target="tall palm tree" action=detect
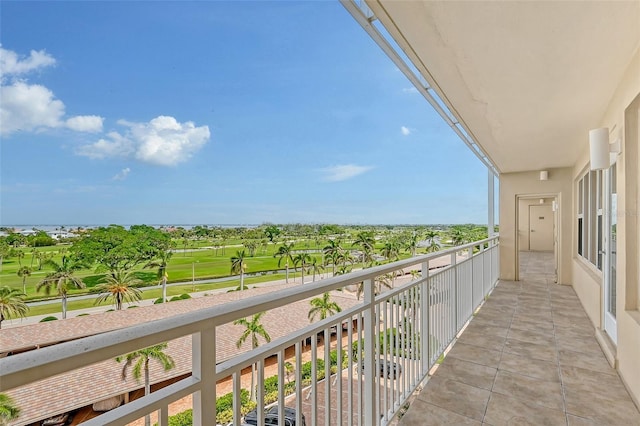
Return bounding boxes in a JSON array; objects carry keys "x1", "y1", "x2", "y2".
[
  {"x1": 16, "y1": 266, "x2": 32, "y2": 294},
  {"x1": 144, "y1": 250, "x2": 173, "y2": 303},
  {"x1": 14, "y1": 250, "x2": 24, "y2": 268},
  {"x1": 405, "y1": 231, "x2": 421, "y2": 257},
  {"x1": 323, "y1": 239, "x2": 343, "y2": 276},
  {"x1": 424, "y1": 229, "x2": 440, "y2": 253},
  {"x1": 274, "y1": 243, "x2": 294, "y2": 283},
  {"x1": 234, "y1": 312, "x2": 271, "y2": 401},
  {"x1": 0, "y1": 287, "x2": 28, "y2": 329},
  {"x1": 0, "y1": 393, "x2": 20, "y2": 426},
  {"x1": 37, "y1": 256, "x2": 86, "y2": 319},
  {"x1": 293, "y1": 252, "x2": 311, "y2": 284},
  {"x1": 94, "y1": 270, "x2": 143, "y2": 310},
  {"x1": 352, "y1": 232, "x2": 375, "y2": 269},
  {"x1": 381, "y1": 241, "x2": 400, "y2": 262},
  {"x1": 308, "y1": 257, "x2": 324, "y2": 282},
  {"x1": 450, "y1": 228, "x2": 466, "y2": 246},
  {"x1": 230, "y1": 250, "x2": 248, "y2": 291},
  {"x1": 308, "y1": 292, "x2": 342, "y2": 322},
  {"x1": 117, "y1": 344, "x2": 175, "y2": 426}
]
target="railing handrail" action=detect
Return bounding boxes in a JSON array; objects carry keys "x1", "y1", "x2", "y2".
[{"x1": 0, "y1": 235, "x2": 498, "y2": 392}]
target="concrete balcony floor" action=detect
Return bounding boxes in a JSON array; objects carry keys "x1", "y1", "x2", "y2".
[{"x1": 399, "y1": 251, "x2": 640, "y2": 425}]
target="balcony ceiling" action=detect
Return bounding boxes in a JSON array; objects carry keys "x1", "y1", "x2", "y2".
[{"x1": 366, "y1": 1, "x2": 640, "y2": 173}]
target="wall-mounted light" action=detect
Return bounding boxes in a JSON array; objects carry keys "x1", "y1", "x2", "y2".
[
  {"x1": 590, "y1": 127, "x2": 621, "y2": 170},
  {"x1": 539, "y1": 170, "x2": 549, "y2": 181}
]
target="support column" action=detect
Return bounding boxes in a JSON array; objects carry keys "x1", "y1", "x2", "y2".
[{"x1": 488, "y1": 169, "x2": 495, "y2": 236}]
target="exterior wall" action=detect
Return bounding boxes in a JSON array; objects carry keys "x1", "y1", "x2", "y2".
[
  {"x1": 571, "y1": 45, "x2": 640, "y2": 407},
  {"x1": 499, "y1": 167, "x2": 573, "y2": 284}
]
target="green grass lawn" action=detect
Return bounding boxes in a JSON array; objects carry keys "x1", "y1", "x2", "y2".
[
  {"x1": 22, "y1": 271, "x2": 297, "y2": 318},
  {"x1": 0, "y1": 236, "x2": 423, "y2": 308}
]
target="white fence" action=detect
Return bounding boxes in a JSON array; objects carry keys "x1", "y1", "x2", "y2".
[{"x1": 1, "y1": 237, "x2": 499, "y2": 426}]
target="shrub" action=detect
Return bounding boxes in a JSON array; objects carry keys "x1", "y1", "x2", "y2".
[
  {"x1": 40, "y1": 316, "x2": 58, "y2": 322},
  {"x1": 153, "y1": 298, "x2": 164, "y2": 304}
]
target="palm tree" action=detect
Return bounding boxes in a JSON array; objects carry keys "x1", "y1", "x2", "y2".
[
  {"x1": 230, "y1": 250, "x2": 248, "y2": 291},
  {"x1": 352, "y1": 231, "x2": 375, "y2": 269},
  {"x1": 450, "y1": 228, "x2": 466, "y2": 246},
  {"x1": 308, "y1": 257, "x2": 324, "y2": 282},
  {"x1": 16, "y1": 266, "x2": 32, "y2": 294},
  {"x1": 405, "y1": 231, "x2": 421, "y2": 257},
  {"x1": 355, "y1": 273, "x2": 394, "y2": 300},
  {"x1": 234, "y1": 312, "x2": 271, "y2": 401},
  {"x1": 94, "y1": 270, "x2": 143, "y2": 310},
  {"x1": 14, "y1": 250, "x2": 24, "y2": 268},
  {"x1": 117, "y1": 344, "x2": 175, "y2": 426},
  {"x1": 0, "y1": 287, "x2": 28, "y2": 329},
  {"x1": 37, "y1": 256, "x2": 86, "y2": 319},
  {"x1": 323, "y1": 239, "x2": 343, "y2": 276},
  {"x1": 293, "y1": 252, "x2": 311, "y2": 284},
  {"x1": 0, "y1": 393, "x2": 20, "y2": 426},
  {"x1": 425, "y1": 229, "x2": 440, "y2": 253},
  {"x1": 274, "y1": 243, "x2": 294, "y2": 283},
  {"x1": 381, "y1": 241, "x2": 400, "y2": 262},
  {"x1": 243, "y1": 240, "x2": 258, "y2": 257},
  {"x1": 144, "y1": 250, "x2": 173, "y2": 303},
  {"x1": 308, "y1": 292, "x2": 342, "y2": 322}
]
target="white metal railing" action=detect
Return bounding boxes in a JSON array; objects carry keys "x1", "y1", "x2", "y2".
[{"x1": 1, "y1": 236, "x2": 499, "y2": 426}]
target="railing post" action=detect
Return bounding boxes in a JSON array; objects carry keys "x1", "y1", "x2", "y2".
[
  {"x1": 158, "y1": 406, "x2": 169, "y2": 426},
  {"x1": 420, "y1": 261, "x2": 430, "y2": 373},
  {"x1": 451, "y1": 252, "x2": 458, "y2": 332},
  {"x1": 363, "y1": 278, "x2": 377, "y2": 426},
  {"x1": 192, "y1": 325, "x2": 216, "y2": 425}
]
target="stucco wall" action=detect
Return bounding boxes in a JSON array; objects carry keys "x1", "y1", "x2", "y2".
[
  {"x1": 499, "y1": 168, "x2": 573, "y2": 284},
  {"x1": 571, "y1": 45, "x2": 640, "y2": 407}
]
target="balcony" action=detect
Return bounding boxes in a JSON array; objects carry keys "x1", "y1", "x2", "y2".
[
  {"x1": 398, "y1": 251, "x2": 640, "y2": 425},
  {"x1": 3, "y1": 239, "x2": 638, "y2": 425}
]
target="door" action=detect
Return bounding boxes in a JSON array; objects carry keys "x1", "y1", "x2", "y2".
[
  {"x1": 529, "y1": 205, "x2": 554, "y2": 251},
  {"x1": 604, "y1": 163, "x2": 617, "y2": 343}
]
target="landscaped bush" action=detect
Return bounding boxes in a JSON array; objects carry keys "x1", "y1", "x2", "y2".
[
  {"x1": 40, "y1": 316, "x2": 58, "y2": 322},
  {"x1": 153, "y1": 298, "x2": 164, "y2": 304},
  {"x1": 164, "y1": 355, "x2": 335, "y2": 425}
]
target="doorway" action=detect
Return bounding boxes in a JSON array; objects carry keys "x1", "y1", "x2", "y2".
[
  {"x1": 516, "y1": 195, "x2": 559, "y2": 281},
  {"x1": 529, "y1": 204, "x2": 554, "y2": 251}
]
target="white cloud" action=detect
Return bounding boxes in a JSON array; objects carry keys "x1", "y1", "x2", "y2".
[
  {"x1": 0, "y1": 46, "x2": 56, "y2": 79},
  {"x1": 112, "y1": 167, "x2": 131, "y2": 181},
  {"x1": 76, "y1": 131, "x2": 135, "y2": 159},
  {"x1": 0, "y1": 81, "x2": 65, "y2": 135},
  {"x1": 66, "y1": 115, "x2": 103, "y2": 133},
  {"x1": 402, "y1": 87, "x2": 419, "y2": 94},
  {"x1": 401, "y1": 126, "x2": 411, "y2": 136},
  {"x1": 77, "y1": 116, "x2": 210, "y2": 166},
  {"x1": 320, "y1": 164, "x2": 373, "y2": 182},
  {"x1": 0, "y1": 47, "x2": 104, "y2": 136}
]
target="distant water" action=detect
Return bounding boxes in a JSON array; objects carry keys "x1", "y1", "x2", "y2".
[{"x1": 3, "y1": 224, "x2": 259, "y2": 231}]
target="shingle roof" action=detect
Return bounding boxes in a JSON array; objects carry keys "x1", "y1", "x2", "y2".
[{"x1": 3, "y1": 282, "x2": 362, "y2": 426}]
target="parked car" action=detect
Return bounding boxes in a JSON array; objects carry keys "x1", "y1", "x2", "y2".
[
  {"x1": 361, "y1": 359, "x2": 402, "y2": 378},
  {"x1": 244, "y1": 406, "x2": 306, "y2": 426}
]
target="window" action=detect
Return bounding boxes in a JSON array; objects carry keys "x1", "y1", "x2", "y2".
[{"x1": 577, "y1": 169, "x2": 603, "y2": 270}]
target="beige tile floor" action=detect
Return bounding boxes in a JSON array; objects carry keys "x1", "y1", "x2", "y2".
[{"x1": 399, "y1": 251, "x2": 640, "y2": 426}]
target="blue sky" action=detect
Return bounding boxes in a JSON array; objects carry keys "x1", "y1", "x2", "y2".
[{"x1": 0, "y1": 1, "x2": 489, "y2": 226}]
